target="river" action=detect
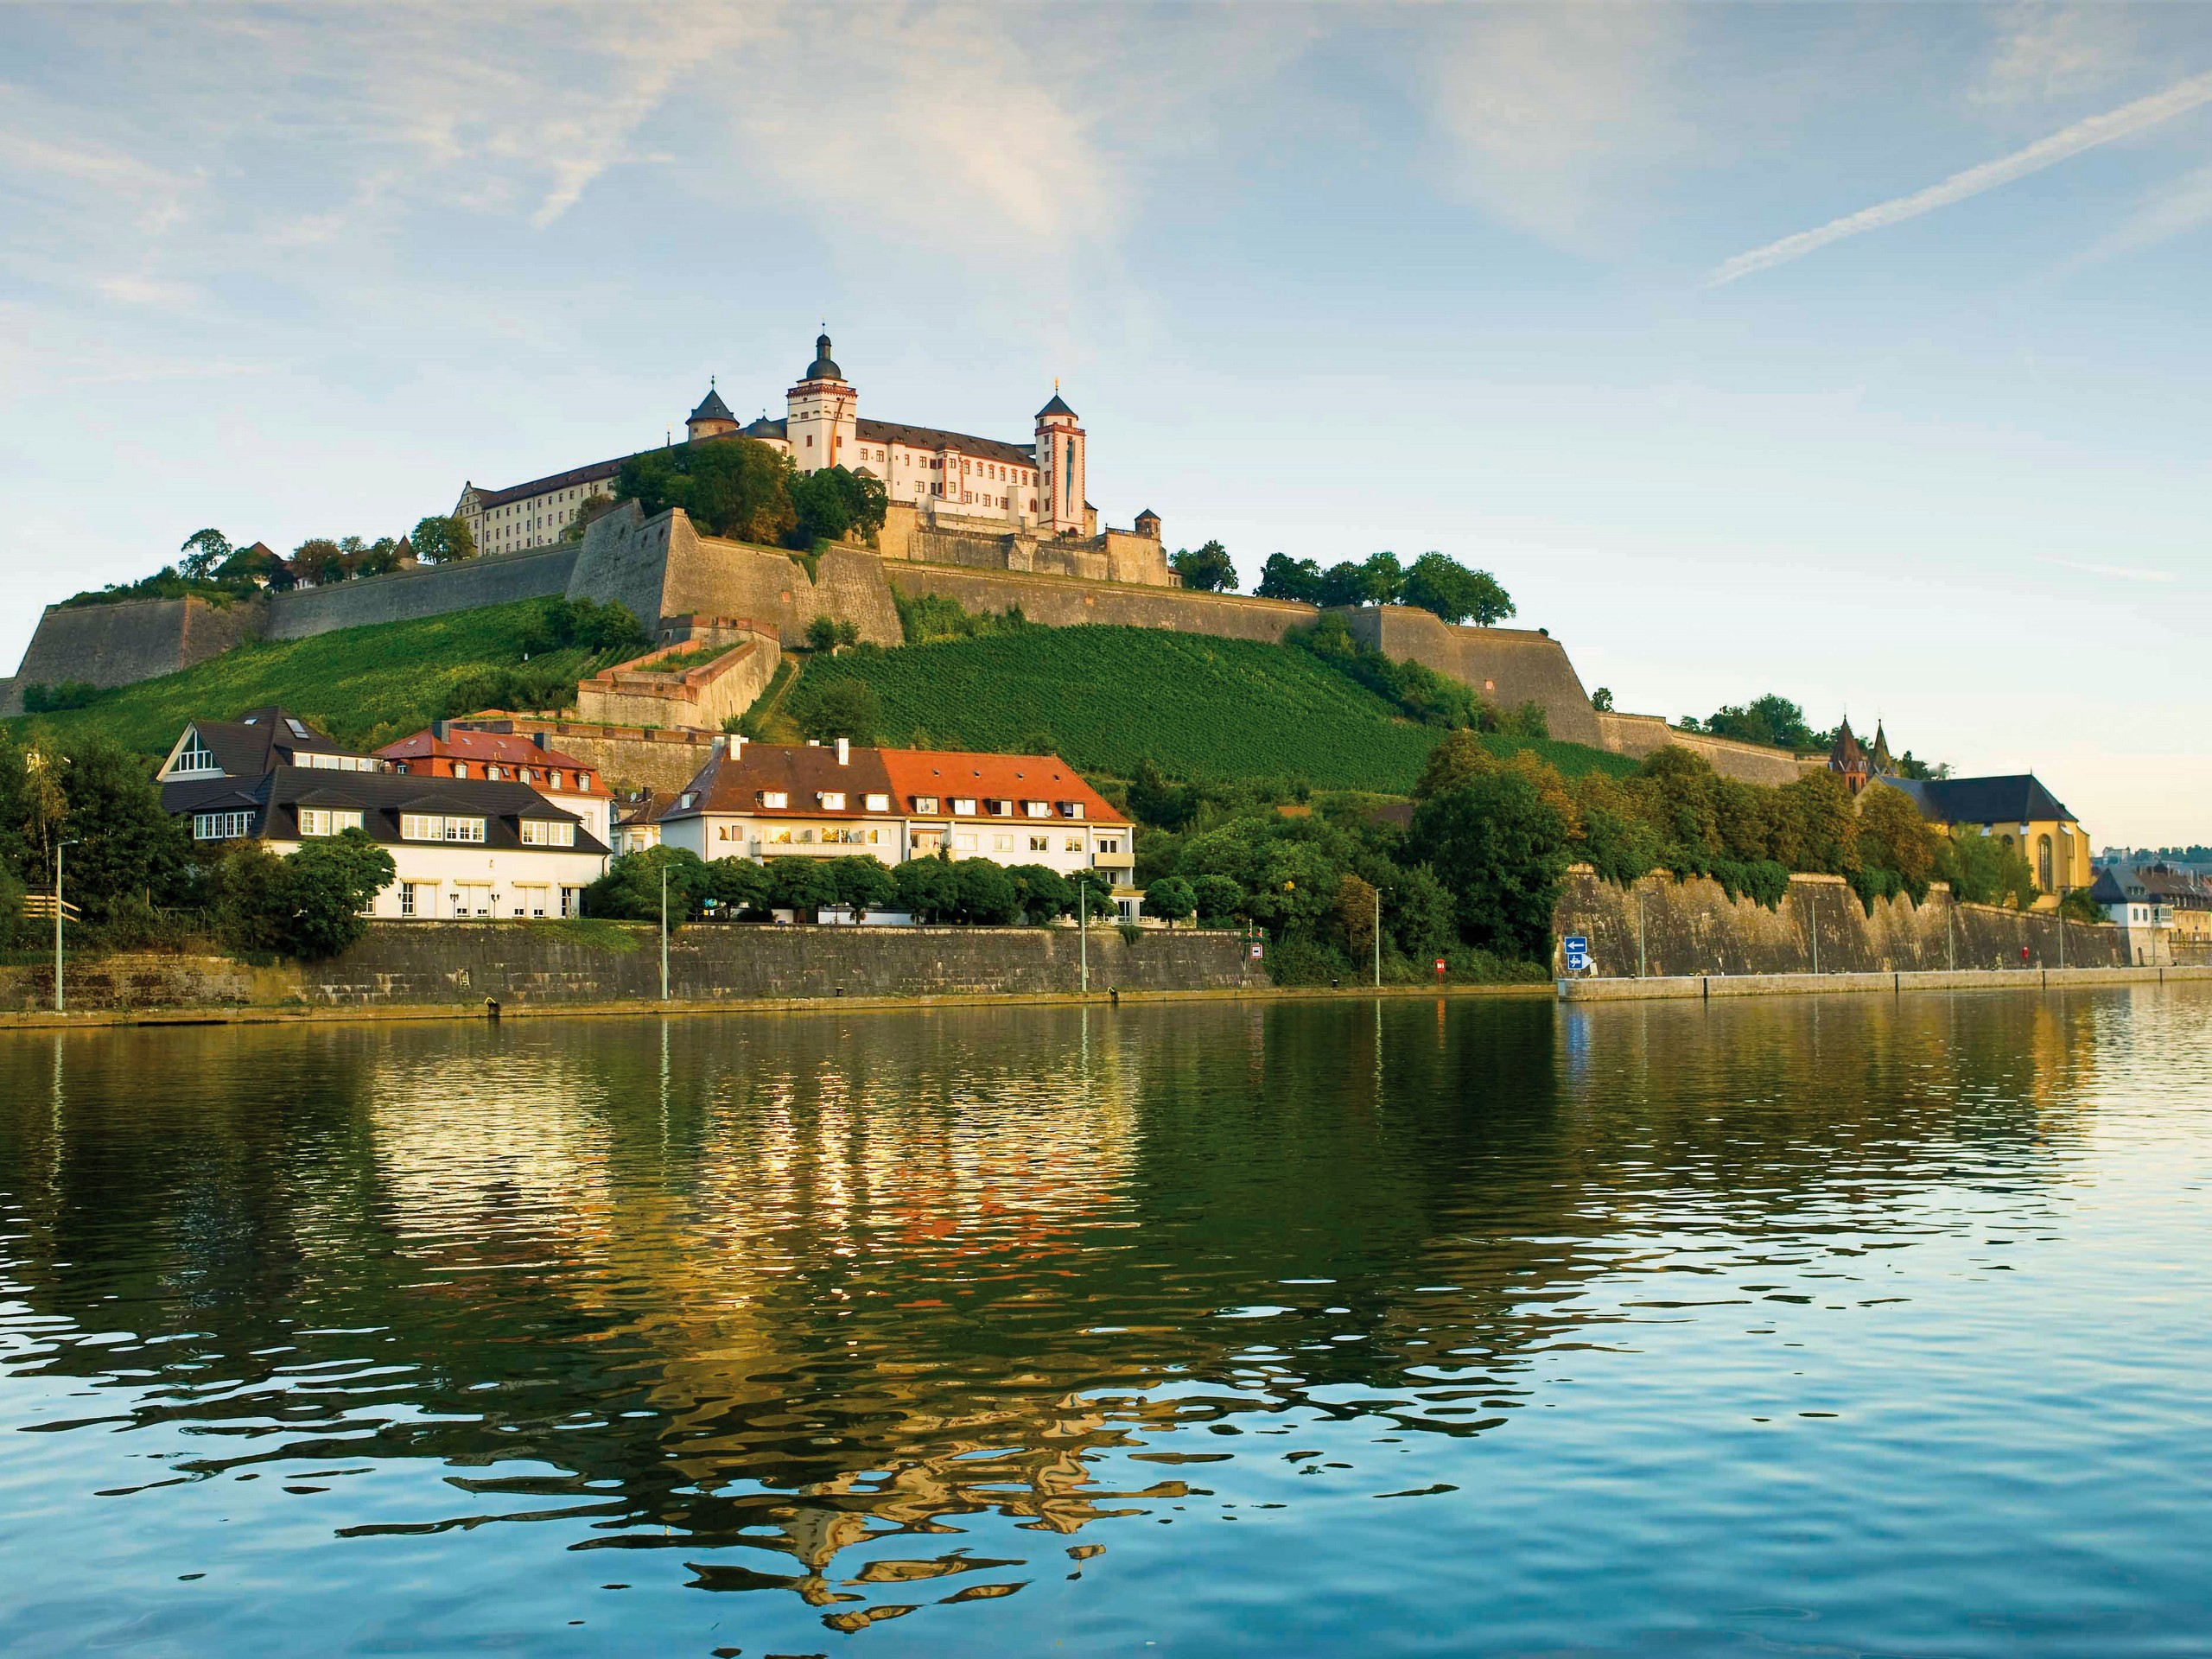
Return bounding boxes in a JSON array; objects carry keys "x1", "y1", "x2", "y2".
[{"x1": 3, "y1": 989, "x2": 2209, "y2": 1655}]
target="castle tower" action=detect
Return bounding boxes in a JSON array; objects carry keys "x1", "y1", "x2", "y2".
[
  {"x1": 686, "y1": 378, "x2": 739, "y2": 442},
  {"x1": 1036, "y1": 388, "x2": 1085, "y2": 537},
  {"x1": 786, "y1": 333, "x2": 858, "y2": 474},
  {"x1": 1870, "y1": 721, "x2": 1895, "y2": 777},
  {"x1": 1828, "y1": 717, "x2": 1871, "y2": 797}
]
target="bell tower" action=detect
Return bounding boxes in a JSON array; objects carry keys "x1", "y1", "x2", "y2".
[
  {"x1": 1035, "y1": 386, "x2": 1084, "y2": 537},
  {"x1": 786, "y1": 332, "x2": 858, "y2": 474}
]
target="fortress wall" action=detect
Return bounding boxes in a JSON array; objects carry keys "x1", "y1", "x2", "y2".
[
  {"x1": 264, "y1": 545, "x2": 577, "y2": 640},
  {"x1": 1335, "y1": 607, "x2": 1605, "y2": 747},
  {"x1": 3, "y1": 594, "x2": 265, "y2": 712},
  {"x1": 574, "y1": 632, "x2": 780, "y2": 731},
  {"x1": 1553, "y1": 868, "x2": 2120, "y2": 979},
  {"x1": 882, "y1": 563, "x2": 1315, "y2": 641},
  {"x1": 450, "y1": 715, "x2": 721, "y2": 794},
  {"x1": 1596, "y1": 712, "x2": 1815, "y2": 786}
]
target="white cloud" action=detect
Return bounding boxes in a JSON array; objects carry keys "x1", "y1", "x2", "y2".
[
  {"x1": 1418, "y1": 5, "x2": 1694, "y2": 246},
  {"x1": 1707, "y1": 69, "x2": 2212, "y2": 286},
  {"x1": 2076, "y1": 161, "x2": 2212, "y2": 264},
  {"x1": 1974, "y1": 3, "x2": 2138, "y2": 106}
]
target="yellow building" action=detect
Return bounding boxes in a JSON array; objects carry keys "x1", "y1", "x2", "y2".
[{"x1": 1889, "y1": 773, "x2": 2091, "y2": 898}]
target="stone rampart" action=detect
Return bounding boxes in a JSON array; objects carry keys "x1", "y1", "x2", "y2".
[
  {"x1": 449, "y1": 715, "x2": 721, "y2": 794},
  {"x1": 877, "y1": 501, "x2": 1173, "y2": 587},
  {"x1": 2, "y1": 594, "x2": 265, "y2": 713},
  {"x1": 575, "y1": 629, "x2": 779, "y2": 730},
  {"x1": 263, "y1": 545, "x2": 576, "y2": 640},
  {"x1": 1553, "y1": 867, "x2": 2122, "y2": 979},
  {"x1": 1596, "y1": 712, "x2": 1813, "y2": 786},
  {"x1": 883, "y1": 563, "x2": 1315, "y2": 641},
  {"x1": 1334, "y1": 607, "x2": 1604, "y2": 747}
]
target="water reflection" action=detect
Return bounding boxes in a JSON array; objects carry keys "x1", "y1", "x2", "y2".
[{"x1": 0, "y1": 988, "x2": 2186, "y2": 1653}]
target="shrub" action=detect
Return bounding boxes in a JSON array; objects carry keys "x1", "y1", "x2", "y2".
[
  {"x1": 1144, "y1": 875, "x2": 1195, "y2": 925},
  {"x1": 954, "y1": 858, "x2": 1020, "y2": 925},
  {"x1": 1190, "y1": 873, "x2": 1244, "y2": 926},
  {"x1": 22, "y1": 682, "x2": 101, "y2": 714}
]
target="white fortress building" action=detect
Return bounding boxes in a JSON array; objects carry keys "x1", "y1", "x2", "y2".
[{"x1": 455, "y1": 334, "x2": 1104, "y2": 558}]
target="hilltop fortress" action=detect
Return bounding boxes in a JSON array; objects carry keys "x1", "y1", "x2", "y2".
[{"x1": 2, "y1": 334, "x2": 1808, "y2": 786}]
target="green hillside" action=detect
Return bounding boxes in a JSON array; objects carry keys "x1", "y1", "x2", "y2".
[
  {"x1": 3, "y1": 599, "x2": 602, "y2": 757},
  {"x1": 795, "y1": 626, "x2": 1633, "y2": 792}
]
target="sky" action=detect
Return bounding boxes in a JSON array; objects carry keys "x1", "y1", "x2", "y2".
[{"x1": 1, "y1": 2, "x2": 2206, "y2": 844}]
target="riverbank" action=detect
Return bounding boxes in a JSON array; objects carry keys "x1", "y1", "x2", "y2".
[{"x1": 1558, "y1": 963, "x2": 2212, "y2": 1001}]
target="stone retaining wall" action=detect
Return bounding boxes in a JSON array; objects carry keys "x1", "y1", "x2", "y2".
[
  {"x1": 2, "y1": 594, "x2": 265, "y2": 713},
  {"x1": 263, "y1": 545, "x2": 578, "y2": 639}
]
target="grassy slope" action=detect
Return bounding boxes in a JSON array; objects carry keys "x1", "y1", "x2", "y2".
[
  {"x1": 5, "y1": 600, "x2": 596, "y2": 756},
  {"x1": 801, "y1": 626, "x2": 1633, "y2": 792}
]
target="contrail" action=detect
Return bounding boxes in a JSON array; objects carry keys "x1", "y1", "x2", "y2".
[{"x1": 1706, "y1": 70, "x2": 2212, "y2": 287}]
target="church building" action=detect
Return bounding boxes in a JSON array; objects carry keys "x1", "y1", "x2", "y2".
[{"x1": 454, "y1": 334, "x2": 1094, "y2": 558}]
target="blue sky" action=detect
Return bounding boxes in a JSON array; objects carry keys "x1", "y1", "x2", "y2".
[{"x1": 2, "y1": 3, "x2": 2206, "y2": 842}]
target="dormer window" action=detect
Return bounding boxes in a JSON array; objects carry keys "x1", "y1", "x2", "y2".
[
  {"x1": 864, "y1": 792, "x2": 890, "y2": 811},
  {"x1": 913, "y1": 794, "x2": 939, "y2": 814},
  {"x1": 988, "y1": 799, "x2": 1014, "y2": 817},
  {"x1": 679, "y1": 792, "x2": 696, "y2": 810},
  {"x1": 1024, "y1": 800, "x2": 1049, "y2": 818},
  {"x1": 173, "y1": 735, "x2": 220, "y2": 777},
  {"x1": 951, "y1": 796, "x2": 976, "y2": 816},
  {"x1": 819, "y1": 791, "x2": 847, "y2": 811},
  {"x1": 760, "y1": 791, "x2": 788, "y2": 810},
  {"x1": 1058, "y1": 801, "x2": 1084, "y2": 819}
]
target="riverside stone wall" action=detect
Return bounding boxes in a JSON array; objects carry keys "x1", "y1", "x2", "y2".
[{"x1": 1554, "y1": 868, "x2": 2123, "y2": 979}]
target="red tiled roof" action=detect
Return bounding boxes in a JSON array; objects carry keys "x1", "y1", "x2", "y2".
[
  {"x1": 659, "y1": 743, "x2": 1126, "y2": 825},
  {"x1": 377, "y1": 728, "x2": 610, "y2": 795},
  {"x1": 878, "y1": 750, "x2": 1125, "y2": 823}
]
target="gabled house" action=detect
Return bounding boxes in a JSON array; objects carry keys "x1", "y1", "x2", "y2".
[
  {"x1": 157, "y1": 709, "x2": 610, "y2": 920},
  {"x1": 1886, "y1": 772, "x2": 2092, "y2": 898},
  {"x1": 376, "y1": 721, "x2": 613, "y2": 844}
]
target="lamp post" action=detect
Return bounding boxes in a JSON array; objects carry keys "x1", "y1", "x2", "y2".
[
  {"x1": 1808, "y1": 890, "x2": 1819, "y2": 976},
  {"x1": 659, "y1": 862, "x2": 670, "y2": 1003},
  {"x1": 1079, "y1": 877, "x2": 1089, "y2": 995},
  {"x1": 54, "y1": 839, "x2": 77, "y2": 1014},
  {"x1": 1373, "y1": 886, "x2": 1381, "y2": 989}
]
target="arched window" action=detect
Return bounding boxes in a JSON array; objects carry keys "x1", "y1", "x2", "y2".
[{"x1": 2037, "y1": 835, "x2": 2054, "y2": 892}]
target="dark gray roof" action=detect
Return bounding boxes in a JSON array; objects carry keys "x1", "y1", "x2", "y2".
[
  {"x1": 856, "y1": 416, "x2": 1035, "y2": 469},
  {"x1": 742, "y1": 415, "x2": 787, "y2": 439},
  {"x1": 162, "y1": 769, "x2": 608, "y2": 855},
  {"x1": 689, "y1": 385, "x2": 736, "y2": 424},
  {"x1": 804, "y1": 333, "x2": 843, "y2": 382},
  {"x1": 1037, "y1": 392, "x2": 1077, "y2": 419},
  {"x1": 1887, "y1": 773, "x2": 2077, "y2": 827},
  {"x1": 181, "y1": 708, "x2": 359, "y2": 778}
]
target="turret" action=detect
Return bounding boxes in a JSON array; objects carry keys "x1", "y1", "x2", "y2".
[
  {"x1": 786, "y1": 332, "x2": 856, "y2": 474},
  {"x1": 686, "y1": 378, "x2": 739, "y2": 442},
  {"x1": 1035, "y1": 386, "x2": 1085, "y2": 537}
]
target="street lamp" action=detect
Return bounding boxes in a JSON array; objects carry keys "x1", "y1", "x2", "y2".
[{"x1": 54, "y1": 838, "x2": 79, "y2": 1014}]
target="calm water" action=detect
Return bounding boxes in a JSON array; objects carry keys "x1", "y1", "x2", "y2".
[{"x1": 2, "y1": 990, "x2": 2209, "y2": 1656}]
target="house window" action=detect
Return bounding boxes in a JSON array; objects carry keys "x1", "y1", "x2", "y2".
[
  {"x1": 1065, "y1": 836, "x2": 1084, "y2": 852},
  {"x1": 913, "y1": 794, "x2": 939, "y2": 813},
  {"x1": 1024, "y1": 801, "x2": 1049, "y2": 818},
  {"x1": 451, "y1": 763, "x2": 468, "y2": 779},
  {"x1": 954, "y1": 830, "x2": 977, "y2": 850},
  {"x1": 520, "y1": 818, "x2": 575, "y2": 847},
  {"x1": 761, "y1": 791, "x2": 789, "y2": 809},
  {"x1": 865, "y1": 792, "x2": 890, "y2": 811},
  {"x1": 297, "y1": 808, "x2": 364, "y2": 837},
  {"x1": 1030, "y1": 835, "x2": 1051, "y2": 851},
  {"x1": 951, "y1": 797, "x2": 976, "y2": 815},
  {"x1": 402, "y1": 814, "x2": 486, "y2": 842},
  {"x1": 820, "y1": 791, "x2": 847, "y2": 810},
  {"x1": 994, "y1": 833, "x2": 1014, "y2": 852},
  {"x1": 398, "y1": 881, "x2": 420, "y2": 917},
  {"x1": 561, "y1": 887, "x2": 582, "y2": 918},
  {"x1": 1058, "y1": 801, "x2": 1084, "y2": 819},
  {"x1": 193, "y1": 810, "x2": 254, "y2": 841},
  {"x1": 1097, "y1": 837, "x2": 1122, "y2": 855},
  {"x1": 174, "y1": 737, "x2": 220, "y2": 777},
  {"x1": 988, "y1": 799, "x2": 1013, "y2": 817}
]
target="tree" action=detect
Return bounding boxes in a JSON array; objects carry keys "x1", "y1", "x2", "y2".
[
  {"x1": 1332, "y1": 871, "x2": 1376, "y2": 956},
  {"x1": 826, "y1": 855, "x2": 897, "y2": 912},
  {"x1": 954, "y1": 858, "x2": 1020, "y2": 925},
  {"x1": 279, "y1": 830, "x2": 396, "y2": 957},
  {"x1": 1703, "y1": 694, "x2": 1819, "y2": 753},
  {"x1": 1255, "y1": 553, "x2": 1322, "y2": 603},
  {"x1": 178, "y1": 528, "x2": 232, "y2": 582},
  {"x1": 707, "y1": 857, "x2": 771, "y2": 916},
  {"x1": 1070, "y1": 867, "x2": 1116, "y2": 923},
  {"x1": 767, "y1": 857, "x2": 835, "y2": 915},
  {"x1": 290, "y1": 537, "x2": 346, "y2": 587},
  {"x1": 353, "y1": 537, "x2": 403, "y2": 578},
  {"x1": 1169, "y1": 540, "x2": 1237, "y2": 593},
  {"x1": 893, "y1": 855, "x2": 960, "y2": 922},
  {"x1": 1144, "y1": 874, "x2": 1195, "y2": 925},
  {"x1": 411, "y1": 514, "x2": 477, "y2": 565},
  {"x1": 582, "y1": 846, "x2": 715, "y2": 921},
  {"x1": 806, "y1": 614, "x2": 840, "y2": 652},
  {"x1": 1591, "y1": 687, "x2": 1614, "y2": 712},
  {"x1": 791, "y1": 466, "x2": 888, "y2": 548},
  {"x1": 7, "y1": 732, "x2": 195, "y2": 940},
  {"x1": 1402, "y1": 552, "x2": 1514, "y2": 626},
  {"x1": 1190, "y1": 873, "x2": 1244, "y2": 926},
  {"x1": 1856, "y1": 781, "x2": 1939, "y2": 891},
  {"x1": 214, "y1": 542, "x2": 293, "y2": 589},
  {"x1": 1412, "y1": 771, "x2": 1572, "y2": 960},
  {"x1": 802, "y1": 680, "x2": 880, "y2": 744},
  {"x1": 560, "y1": 493, "x2": 622, "y2": 543},
  {"x1": 1380, "y1": 862, "x2": 1457, "y2": 962},
  {"x1": 1413, "y1": 728, "x2": 1500, "y2": 800},
  {"x1": 1006, "y1": 863, "x2": 1071, "y2": 925},
  {"x1": 618, "y1": 437, "x2": 800, "y2": 546}
]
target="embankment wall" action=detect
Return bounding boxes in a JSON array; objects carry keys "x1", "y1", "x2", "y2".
[
  {"x1": 448, "y1": 715, "x2": 720, "y2": 794},
  {"x1": 1595, "y1": 712, "x2": 1811, "y2": 786},
  {"x1": 2, "y1": 595, "x2": 265, "y2": 713},
  {"x1": 0, "y1": 924, "x2": 1261, "y2": 1012},
  {"x1": 263, "y1": 545, "x2": 579, "y2": 639},
  {"x1": 1554, "y1": 867, "x2": 2122, "y2": 979},
  {"x1": 883, "y1": 562, "x2": 1316, "y2": 641},
  {"x1": 575, "y1": 631, "x2": 779, "y2": 730}
]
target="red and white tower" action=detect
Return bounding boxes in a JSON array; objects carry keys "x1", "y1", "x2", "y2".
[
  {"x1": 786, "y1": 333, "x2": 857, "y2": 474},
  {"x1": 1035, "y1": 388, "x2": 1085, "y2": 537}
]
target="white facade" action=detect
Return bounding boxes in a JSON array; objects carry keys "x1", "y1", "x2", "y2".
[
  {"x1": 251, "y1": 837, "x2": 607, "y2": 921},
  {"x1": 658, "y1": 812, "x2": 1129, "y2": 879}
]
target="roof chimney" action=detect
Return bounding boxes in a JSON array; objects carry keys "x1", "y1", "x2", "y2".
[
  {"x1": 532, "y1": 731, "x2": 550, "y2": 751},
  {"x1": 836, "y1": 736, "x2": 849, "y2": 766},
  {"x1": 431, "y1": 719, "x2": 448, "y2": 741},
  {"x1": 732, "y1": 734, "x2": 746, "y2": 762}
]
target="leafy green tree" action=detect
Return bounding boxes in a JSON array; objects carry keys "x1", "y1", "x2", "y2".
[
  {"x1": 1127, "y1": 757, "x2": 1198, "y2": 831},
  {"x1": 1144, "y1": 874, "x2": 1195, "y2": 925},
  {"x1": 214, "y1": 542, "x2": 294, "y2": 588},
  {"x1": 1412, "y1": 771, "x2": 1571, "y2": 960},
  {"x1": 1703, "y1": 694, "x2": 1820, "y2": 752},
  {"x1": 768, "y1": 857, "x2": 836, "y2": 914},
  {"x1": 1856, "y1": 781, "x2": 1938, "y2": 893},
  {"x1": 801, "y1": 680, "x2": 880, "y2": 744},
  {"x1": 1190, "y1": 873, "x2": 1244, "y2": 926},
  {"x1": 1402, "y1": 552, "x2": 1514, "y2": 626},
  {"x1": 707, "y1": 857, "x2": 771, "y2": 916},
  {"x1": 178, "y1": 528, "x2": 232, "y2": 582},
  {"x1": 618, "y1": 438, "x2": 800, "y2": 546},
  {"x1": 826, "y1": 855, "x2": 897, "y2": 912},
  {"x1": 1380, "y1": 862, "x2": 1457, "y2": 962},
  {"x1": 1591, "y1": 686, "x2": 1614, "y2": 712},
  {"x1": 1070, "y1": 867, "x2": 1116, "y2": 921},
  {"x1": 291, "y1": 537, "x2": 347, "y2": 586},
  {"x1": 10, "y1": 731, "x2": 196, "y2": 940},
  {"x1": 893, "y1": 855, "x2": 960, "y2": 922},
  {"x1": 410, "y1": 514, "x2": 477, "y2": 565},
  {"x1": 1169, "y1": 540, "x2": 1237, "y2": 593},
  {"x1": 1255, "y1": 553, "x2": 1322, "y2": 603},
  {"x1": 791, "y1": 466, "x2": 889, "y2": 547},
  {"x1": 559, "y1": 493, "x2": 622, "y2": 543},
  {"x1": 353, "y1": 537, "x2": 403, "y2": 577},
  {"x1": 1005, "y1": 863, "x2": 1072, "y2": 925},
  {"x1": 954, "y1": 858, "x2": 1020, "y2": 925},
  {"x1": 1936, "y1": 832, "x2": 2037, "y2": 910},
  {"x1": 279, "y1": 830, "x2": 396, "y2": 957},
  {"x1": 582, "y1": 846, "x2": 714, "y2": 921},
  {"x1": 806, "y1": 614, "x2": 840, "y2": 652}
]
